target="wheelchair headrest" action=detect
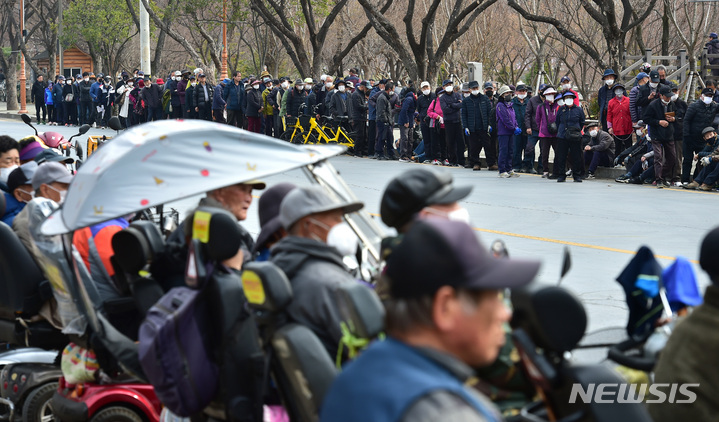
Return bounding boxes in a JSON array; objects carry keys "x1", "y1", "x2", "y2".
[
  {"x1": 241, "y1": 262, "x2": 293, "y2": 312},
  {"x1": 510, "y1": 283, "x2": 586, "y2": 354},
  {"x1": 192, "y1": 207, "x2": 242, "y2": 263},
  {"x1": 0, "y1": 192, "x2": 6, "y2": 216},
  {"x1": 336, "y1": 283, "x2": 385, "y2": 339},
  {"x1": 112, "y1": 221, "x2": 165, "y2": 274}
]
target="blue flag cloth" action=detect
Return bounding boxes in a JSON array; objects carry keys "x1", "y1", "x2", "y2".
[{"x1": 662, "y1": 256, "x2": 703, "y2": 311}]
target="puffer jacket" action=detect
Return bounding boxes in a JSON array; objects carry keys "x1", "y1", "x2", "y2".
[
  {"x1": 439, "y1": 91, "x2": 463, "y2": 123},
  {"x1": 376, "y1": 91, "x2": 392, "y2": 124},
  {"x1": 367, "y1": 87, "x2": 381, "y2": 120},
  {"x1": 417, "y1": 91, "x2": 436, "y2": 123},
  {"x1": 270, "y1": 236, "x2": 359, "y2": 359},
  {"x1": 397, "y1": 92, "x2": 416, "y2": 127},
  {"x1": 587, "y1": 129, "x2": 616, "y2": 162},
  {"x1": 643, "y1": 98, "x2": 676, "y2": 142},
  {"x1": 223, "y1": 81, "x2": 245, "y2": 111},
  {"x1": 461, "y1": 93, "x2": 490, "y2": 133},
  {"x1": 512, "y1": 96, "x2": 528, "y2": 131},
  {"x1": 212, "y1": 83, "x2": 226, "y2": 110},
  {"x1": 195, "y1": 83, "x2": 214, "y2": 107},
  {"x1": 556, "y1": 104, "x2": 585, "y2": 139},
  {"x1": 245, "y1": 87, "x2": 262, "y2": 117},
  {"x1": 350, "y1": 89, "x2": 367, "y2": 121},
  {"x1": 683, "y1": 99, "x2": 719, "y2": 141}
]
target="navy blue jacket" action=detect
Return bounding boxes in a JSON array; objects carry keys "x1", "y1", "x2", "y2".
[
  {"x1": 557, "y1": 105, "x2": 586, "y2": 139},
  {"x1": 439, "y1": 91, "x2": 463, "y2": 123},
  {"x1": 461, "y1": 93, "x2": 491, "y2": 132},
  {"x1": 512, "y1": 97, "x2": 529, "y2": 131},
  {"x1": 223, "y1": 81, "x2": 246, "y2": 112},
  {"x1": 398, "y1": 92, "x2": 416, "y2": 126}
]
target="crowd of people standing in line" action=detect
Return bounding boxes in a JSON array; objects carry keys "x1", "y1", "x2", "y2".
[{"x1": 26, "y1": 61, "x2": 719, "y2": 190}]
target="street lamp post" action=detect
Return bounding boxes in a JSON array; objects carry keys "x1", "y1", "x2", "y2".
[
  {"x1": 220, "y1": 0, "x2": 228, "y2": 80},
  {"x1": 19, "y1": 0, "x2": 28, "y2": 114}
]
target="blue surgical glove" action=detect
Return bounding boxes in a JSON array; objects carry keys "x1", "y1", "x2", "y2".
[
  {"x1": 464, "y1": 128, "x2": 470, "y2": 136},
  {"x1": 514, "y1": 127, "x2": 522, "y2": 135},
  {"x1": 488, "y1": 126, "x2": 492, "y2": 134}
]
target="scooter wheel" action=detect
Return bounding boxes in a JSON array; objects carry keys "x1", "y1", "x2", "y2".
[
  {"x1": 21, "y1": 382, "x2": 57, "y2": 422},
  {"x1": 90, "y1": 406, "x2": 143, "y2": 422}
]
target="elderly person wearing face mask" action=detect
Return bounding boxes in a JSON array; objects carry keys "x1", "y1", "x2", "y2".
[
  {"x1": 629, "y1": 72, "x2": 650, "y2": 124},
  {"x1": 245, "y1": 79, "x2": 263, "y2": 133},
  {"x1": 597, "y1": 69, "x2": 617, "y2": 130},
  {"x1": 582, "y1": 122, "x2": 615, "y2": 179},
  {"x1": 682, "y1": 87, "x2": 719, "y2": 185},
  {"x1": 495, "y1": 86, "x2": 521, "y2": 178},
  {"x1": 270, "y1": 186, "x2": 364, "y2": 360},
  {"x1": 643, "y1": 86, "x2": 678, "y2": 188},
  {"x1": 554, "y1": 91, "x2": 585, "y2": 182},
  {"x1": 606, "y1": 83, "x2": 633, "y2": 158},
  {"x1": 535, "y1": 86, "x2": 560, "y2": 178},
  {"x1": 1, "y1": 162, "x2": 37, "y2": 225}
]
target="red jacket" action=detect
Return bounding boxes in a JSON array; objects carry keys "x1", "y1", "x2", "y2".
[{"x1": 607, "y1": 95, "x2": 632, "y2": 136}]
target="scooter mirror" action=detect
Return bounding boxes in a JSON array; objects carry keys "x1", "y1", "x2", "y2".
[
  {"x1": 78, "y1": 124, "x2": 91, "y2": 135},
  {"x1": 108, "y1": 116, "x2": 122, "y2": 131},
  {"x1": 558, "y1": 246, "x2": 572, "y2": 285},
  {"x1": 75, "y1": 160, "x2": 83, "y2": 171},
  {"x1": 21, "y1": 114, "x2": 32, "y2": 124}
]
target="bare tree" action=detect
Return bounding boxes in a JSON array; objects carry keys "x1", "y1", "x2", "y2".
[
  {"x1": 507, "y1": 0, "x2": 658, "y2": 71},
  {"x1": 357, "y1": 0, "x2": 497, "y2": 82},
  {"x1": 0, "y1": 0, "x2": 24, "y2": 110},
  {"x1": 666, "y1": 0, "x2": 715, "y2": 72}
]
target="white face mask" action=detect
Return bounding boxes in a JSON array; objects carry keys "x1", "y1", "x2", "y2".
[
  {"x1": 471, "y1": 90, "x2": 480, "y2": 96},
  {"x1": 171, "y1": 76, "x2": 176, "y2": 81},
  {"x1": 589, "y1": 129, "x2": 598, "y2": 137},
  {"x1": 304, "y1": 85, "x2": 311, "y2": 90},
  {"x1": 422, "y1": 89, "x2": 431, "y2": 95},
  {"x1": 636, "y1": 129, "x2": 644, "y2": 137},
  {"x1": 0, "y1": 165, "x2": 18, "y2": 183},
  {"x1": 191, "y1": 82, "x2": 197, "y2": 86},
  {"x1": 545, "y1": 95, "x2": 554, "y2": 102},
  {"x1": 281, "y1": 82, "x2": 289, "y2": 89},
  {"x1": 16, "y1": 188, "x2": 34, "y2": 203},
  {"x1": 649, "y1": 82, "x2": 658, "y2": 88},
  {"x1": 445, "y1": 85, "x2": 453, "y2": 93},
  {"x1": 703, "y1": 96, "x2": 712, "y2": 105},
  {"x1": 325, "y1": 222, "x2": 358, "y2": 257},
  {"x1": 562, "y1": 83, "x2": 571, "y2": 91},
  {"x1": 614, "y1": 90, "x2": 624, "y2": 97},
  {"x1": 671, "y1": 94, "x2": 678, "y2": 102},
  {"x1": 46, "y1": 184, "x2": 68, "y2": 205},
  {"x1": 557, "y1": 99, "x2": 565, "y2": 107},
  {"x1": 296, "y1": 85, "x2": 304, "y2": 91},
  {"x1": 253, "y1": 84, "x2": 260, "y2": 90},
  {"x1": 661, "y1": 99, "x2": 669, "y2": 105},
  {"x1": 463, "y1": 93, "x2": 470, "y2": 98},
  {"x1": 326, "y1": 82, "x2": 333, "y2": 88},
  {"x1": 84, "y1": 78, "x2": 89, "y2": 82},
  {"x1": 338, "y1": 85, "x2": 346, "y2": 92},
  {"x1": 605, "y1": 79, "x2": 614, "y2": 86},
  {"x1": 423, "y1": 206, "x2": 471, "y2": 224},
  {"x1": 517, "y1": 93, "x2": 527, "y2": 99}
]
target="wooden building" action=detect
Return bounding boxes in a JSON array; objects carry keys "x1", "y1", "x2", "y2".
[{"x1": 34, "y1": 46, "x2": 94, "y2": 78}]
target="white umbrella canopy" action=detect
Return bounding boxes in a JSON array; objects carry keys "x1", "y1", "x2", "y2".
[{"x1": 41, "y1": 120, "x2": 344, "y2": 235}]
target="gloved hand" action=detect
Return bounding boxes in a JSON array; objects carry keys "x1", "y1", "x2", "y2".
[
  {"x1": 514, "y1": 127, "x2": 522, "y2": 135},
  {"x1": 613, "y1": 157, "x2": 620, "y2": 167},
  {"x1": 464, "y1": 128, "x2": 470, "y2": 136},
  {"x1": 702, "y1": 156, "x2": 712, "y2": 166},
  {"x1": 488, "y1": 126, "x2": 492, "y2": 134},
  {"x1": 439, "y1": 117, "x2": 444, "y2": 125}
]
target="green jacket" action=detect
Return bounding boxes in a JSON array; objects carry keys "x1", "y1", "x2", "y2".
[{"x1": 648, "y1": 284, "x2": 719, "y2": 422}]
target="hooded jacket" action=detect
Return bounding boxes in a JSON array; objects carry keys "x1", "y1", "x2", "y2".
[
  {"x1": 398, "y1": 92, "x2": 416, "y2": 126},
  {"x1": 495, "y1": 99, "x2": 518, "y2": 136},
  {"x1": 270, "y1": 236, "x2": 357, "y2": 359}
]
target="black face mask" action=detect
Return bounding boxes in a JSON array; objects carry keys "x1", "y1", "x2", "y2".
[{"x1": 485, "y1": 90, "x2": 493, "y2": 98}]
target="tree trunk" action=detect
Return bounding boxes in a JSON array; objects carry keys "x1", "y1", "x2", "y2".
[
  {"x1": 5, "y1": 54, "x2": 19, "y2": 110},
  {"x1": 662, "y1": 2, "x2": 670, "y2": 65}
]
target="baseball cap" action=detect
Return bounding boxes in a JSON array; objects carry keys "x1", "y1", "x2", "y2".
[
  {"x1": 468, "y1": 81, "x2": 479, "y2": 89},
  {"x1": 659, "y1": 86, "x2": 672, "y2": 97},
  {"x1": 702, "y1": 87, "x2": 714, "y2": 96},
  {"x1": 379, "y1": 79, "x2": 389, "y2": 85},
  {"x1": 702, "y1": 126, "x2": 716, "y2": 136},
  {"x1": 633, "y1": 121, "x2": 646, "y2": 128},
  {"x1": 483, "y1": 82, "x2": 493, "y2": 89},
  {"x1": 31, "y1": 162, "x2": 73, "y2": 191},
  {"x1": 198, "y1": 73, "x2": 206, "y2": 78},
  {"x1": 174, "y1": 70, "x2": 181, "y2": 76},
  {"x1": 380, "y1": 169, "x2": 472, "y2": 229},
  {"x1": 386, "y1": 219, "x2": 541, "y2": 299},
  {"x1": 516, "y1": 84, "x2": 528, "y2": 91},
  {"x1": 649, "y1": 70, "x2": 660, "y2": 82},
  {"x1": 279, "y1": 186, "x2": 363, "y2": 230},
  {"x1": 34, "y1": 149, "x2": 74, "y2": 165},
  {"x1": 461, "y1": 83, "x2": 469, "y2": 92},
  {"x1": 560, "y1": 76, "x2": 570, "y2": 83},
  {"x1": 442, "y1": 79, "x2": 453, "y2": 87},
  {"x1": 420, "y1": 81, "x2": 430, "y2": 88},
  {"x1": 304, "y1": 77, "x2": 313, "y2": 84},
  {"x1": 7, "y1": 161, "x2": 38, "y2": 193},
  {"x1": 636, "y1": 72, "x2": 648, "y2": 81},
  {"x1": 253, "y1": 183, "x2": 297, "y2": 253},
  {"x1": 538, "y1": 83, "x2": 548, "y2": 93}
]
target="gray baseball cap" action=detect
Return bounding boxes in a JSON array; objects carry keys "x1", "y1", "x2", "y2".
[
  {"x1": 279, "y1": 186, "x2": 363, "y2": 230},
  {"x1": 31, "y1": 162, "x2": 73, "y2": 191}
]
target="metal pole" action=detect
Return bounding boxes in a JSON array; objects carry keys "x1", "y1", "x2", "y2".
[
  {"x1": 19, "y1": 0, "x2": 27, "y2": 114},
  {"x1": 139, "y1": 0, "x2": 151, "y2": 76},
  {"x1": 220, "y1": 0, "x2": 228, "y2": 80}
]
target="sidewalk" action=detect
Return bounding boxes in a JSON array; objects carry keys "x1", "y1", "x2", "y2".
[{"x1": 0, "y1": 101, "x2": 27, "y2": 122}]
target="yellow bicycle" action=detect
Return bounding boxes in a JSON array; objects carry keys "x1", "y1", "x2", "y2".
[
  {"x1": 280, "y1": 116, "x2": 306, "y2": 143},
  {"x1": 302, "y1": 115, "x2": 356, "y2": 149}
]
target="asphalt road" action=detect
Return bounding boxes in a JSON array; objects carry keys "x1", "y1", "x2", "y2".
[{"x1": 3, "y1": 119, "x2": 717, "y2": 361}]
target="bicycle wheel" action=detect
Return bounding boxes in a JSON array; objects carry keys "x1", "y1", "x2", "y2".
[
  {"x1": 280, "y1": 129, "x2": 295, "y2": 142},
  {"x1": 304, "y1": 133, "x2": 319, "y2": 145}
]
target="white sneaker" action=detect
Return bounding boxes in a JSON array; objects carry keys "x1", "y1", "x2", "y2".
[
  {"x1": 443, "y1": 159, "x2": 450, "y2": 166},
  {"x1": 92, "y1": 122, "x2": 97, "y2": 128},
  {"x1": 499, "y1": 172, "x2": 510, "y2": 178},
  {"x1": 398, "y1": 158, "x2": 410, "y2": 163},
  {"x1": 673, "y1": 181, "x2": 683, "y2": 187},
  {"x1": 509, "y1": 171, "x2": 520, "y2": 178},
  {"x1": 565, "y1": 169, "x2": 573, "y2": 177},
  {"x1": 432, "y1": 159, "x2": 440, "y2": 165}
]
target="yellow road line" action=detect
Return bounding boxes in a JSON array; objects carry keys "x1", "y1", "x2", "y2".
[{"x1": 367, "y1": 213, "x2": 697, "y2": 264}]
